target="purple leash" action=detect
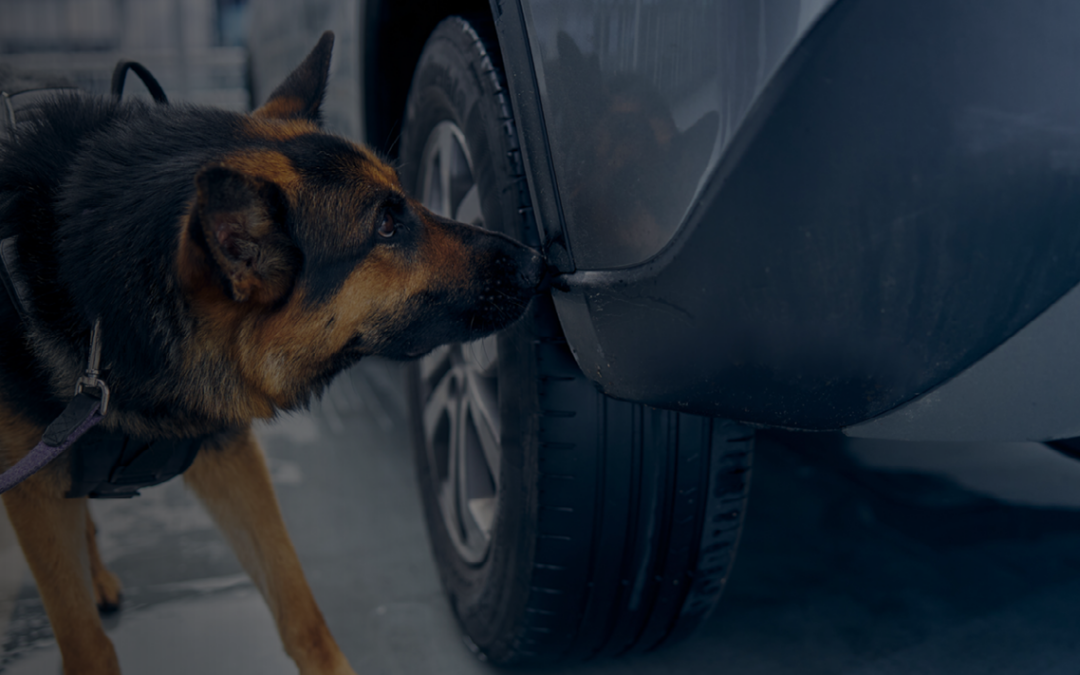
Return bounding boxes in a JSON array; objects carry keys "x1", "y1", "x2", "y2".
[
  {"x1": 0, "y1": 394, "x2": 104, "y2": 494},
  {"x1": 0, "y1": 318, "x2": 110, "y2": 494}
]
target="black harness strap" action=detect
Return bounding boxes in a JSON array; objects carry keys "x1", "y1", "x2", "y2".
[
  {"x1": 110, "y1": 60, "x2": 169, "y2": 104},
  {"x1": 66, "y1": 427, "x2": 206, "y2": 499}
]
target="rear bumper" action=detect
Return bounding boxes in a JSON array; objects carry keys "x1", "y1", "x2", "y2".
[
  {"x1": 552, "y1": 0, "x2": 1080, "y2": 435},
  {"x1": 845, "y1": 280, "x2": 1080, "y2": 442}
]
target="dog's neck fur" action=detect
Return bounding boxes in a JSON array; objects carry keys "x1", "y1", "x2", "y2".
[{"x1": 0, "y1": 93, "x2": 277, "y2": 437}]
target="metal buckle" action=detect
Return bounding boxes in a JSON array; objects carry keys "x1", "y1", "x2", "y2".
[{"x1": 74, "y1": 318, "x2": 110, "y2": 416}]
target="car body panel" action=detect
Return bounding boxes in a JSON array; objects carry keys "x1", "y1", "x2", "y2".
[
  {"x1": 845, "y1": 280, "x2": 1080, "y2": 442},
  {"x1": 501, "y1": 0, "x2": 1080, "y2": 432}
]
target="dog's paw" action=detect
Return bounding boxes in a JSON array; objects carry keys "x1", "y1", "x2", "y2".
[{"x1": 92, "y1": 566, "x2": 123, "y2": 613}]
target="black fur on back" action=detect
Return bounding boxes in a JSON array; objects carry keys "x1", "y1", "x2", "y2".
[{"x1": 0, "y1": 91, "x2": 332, "y2": 435}]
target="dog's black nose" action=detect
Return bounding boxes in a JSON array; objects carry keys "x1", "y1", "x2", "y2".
[
  {"x1": 499, "y1": 240, "x2": 542, "y2": 292},
  {"x1": 534, "y1": 260, "x2": 569, "y2": 293}
]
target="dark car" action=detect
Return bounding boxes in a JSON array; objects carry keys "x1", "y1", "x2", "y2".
[{"x1": 250, "y1": 0, "x2": 1080, "y2": 664}]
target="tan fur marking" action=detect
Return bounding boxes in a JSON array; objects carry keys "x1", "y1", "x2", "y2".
[
  {"x1": 235, "y1": 295, "x2": 354, "y2": 405},
  {"x1": 218, "y1": 150, "x2": 302, "y2": 192},
  {"x1": 0, "y1": 401, "x2": 44, "y2": 473},
  {"x1": 420, "y1": 214, "x2": 475, "y2": 288},
  {"x1": 175, "y1": 199, "x2": 206, "y2": 293},
  {"x1": 353, "y1": 148, "x2": 401, "y2": 190},
  {"x1": 252, "y1": 95, "x2": 309, "y2": 121},
  {"x1": 179, "y1": 285, "x2": 281, "y2": 421},
  {"x1": 243, "y1": 116, "x2": 321, "y2": 143}
]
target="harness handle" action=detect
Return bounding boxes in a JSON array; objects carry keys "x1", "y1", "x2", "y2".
[{"x1": 110, "y1": 61, "x2": 169, "y2": 104}]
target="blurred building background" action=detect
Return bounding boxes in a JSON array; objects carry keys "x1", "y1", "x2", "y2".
[{"x1": 0, "y1": 0, "x2": 251, "y2": 110}]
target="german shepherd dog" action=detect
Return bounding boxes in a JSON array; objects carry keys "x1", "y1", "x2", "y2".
[{"x1": 0, "y1": 33, "x2": 542, "y2": 674}]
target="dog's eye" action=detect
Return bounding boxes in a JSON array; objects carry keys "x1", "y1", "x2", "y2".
[{"x1": 378, "y1": 213, "x2": 397, "y2": 238}]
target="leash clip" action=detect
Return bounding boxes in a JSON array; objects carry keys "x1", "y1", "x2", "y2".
[{"x1": 74, "y1": 318, "x2": 110, "y2": 416}]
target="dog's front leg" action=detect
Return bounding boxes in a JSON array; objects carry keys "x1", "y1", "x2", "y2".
[
  {"x1": 3, "y1": 473, "x2": 121, "y2": 674},
  {"x1": 184, "y1": 428, "x2": 357, "y2": 675}
]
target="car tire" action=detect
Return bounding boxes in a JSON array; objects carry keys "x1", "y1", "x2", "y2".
[{"x1": 401, "y1": 16, "x2": 754, "y2": 665}]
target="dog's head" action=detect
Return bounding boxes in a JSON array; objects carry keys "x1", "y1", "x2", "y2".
[{"x1": 177, "y1": 33, "x2": 544, "y2": 412}]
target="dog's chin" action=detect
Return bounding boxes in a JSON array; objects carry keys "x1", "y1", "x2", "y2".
[
  {"x1": 382, "y1": 344, "x2": 439, "y2": 362},
  {"x1": 305, "y1": 341, "x2": 366, "y2": 398},
  {"x1": 385, "y1": 331, "x2": 492, "y2": 362}
]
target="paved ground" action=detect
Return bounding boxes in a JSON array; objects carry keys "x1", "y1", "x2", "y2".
[{"x1": 3, "y1": 358, "x2": 1080, "y2": 674}]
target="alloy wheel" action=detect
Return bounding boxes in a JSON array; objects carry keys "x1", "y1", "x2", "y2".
[{"x1": 417, "y1": 120, "x2": 499, "y2": 564}]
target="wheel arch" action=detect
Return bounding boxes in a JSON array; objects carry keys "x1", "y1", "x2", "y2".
[{"x1": 362, "y1": 0, "x2": 494, "y2": 158}]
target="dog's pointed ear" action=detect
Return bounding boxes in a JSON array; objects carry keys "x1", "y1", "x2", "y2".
[
  {"x1": 185, "y1": 166, "x2": 299, "y2": 304},
  {"x1": 254, "y1": 31, "x2": 334, "y2": 123}
]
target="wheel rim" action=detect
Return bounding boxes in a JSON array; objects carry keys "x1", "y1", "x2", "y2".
[{"x1": 417, "y1": 120, "x2": 499, "y2": 564}]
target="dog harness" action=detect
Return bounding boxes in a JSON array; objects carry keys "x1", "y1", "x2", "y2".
[{"x1": 0, "y1": 64, "x2": 212, "y2": 499}]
